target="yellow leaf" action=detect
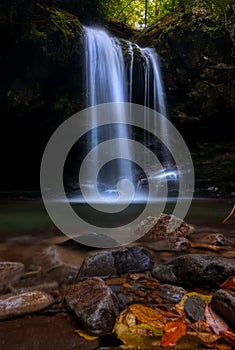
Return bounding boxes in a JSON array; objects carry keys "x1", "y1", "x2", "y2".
[
  {"x1": 129, "y1": 304, "x2": 167, "y2": 329},
  {"x1": 176, "y1": 292, "x2": 212, "y2": 311},
  {"x1": 74, "y1": 329, "x2": 99, "y2": 341}
]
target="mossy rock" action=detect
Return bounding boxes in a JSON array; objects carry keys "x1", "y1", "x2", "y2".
[{"x1": 22, "y1": 4, "x2": 82, "y2": 63}]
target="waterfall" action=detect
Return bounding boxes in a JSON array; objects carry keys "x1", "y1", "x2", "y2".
[{"x1": 82, "y1": 26, "x2": 168, "y2": 201}]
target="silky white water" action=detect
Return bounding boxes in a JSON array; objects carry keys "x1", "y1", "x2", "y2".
[{"x1": 82, "y1": 26, "x2": 169, "y2": 201}]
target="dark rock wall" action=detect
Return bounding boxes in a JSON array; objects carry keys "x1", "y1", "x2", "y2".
[{"x1": 0, "y1": 5, "x2": 234, "y2": 193}]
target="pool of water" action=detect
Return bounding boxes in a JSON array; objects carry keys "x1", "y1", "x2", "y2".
[{"x1": 0, "y1": 195, "x2": 234, "y2": 264}]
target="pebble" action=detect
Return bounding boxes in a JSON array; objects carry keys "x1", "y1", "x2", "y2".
[
  {"x1": 152, "y1": 254, "x2": 235, "y2": 287},
  {"x1": 211, "y1": 289, "x2": 235, "y2": 329},
  {"x1": 0, "y1": 261, "x2": 25, "y2": 292},
  {"x1": 0, "y1": 290, "x2": 54, "y2": 320},
  {"x1": 65, "y1": 277, "x2": 120, "y2": 333},
  {"x1": 77, "y1": 246, "x2": 154, "y2": 280},
  {"x1": 185, "y1": 295, "x2": 206, "y2": 322}
]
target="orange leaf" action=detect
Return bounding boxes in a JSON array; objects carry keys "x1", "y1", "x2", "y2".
[
  {"x1": 220, "y1": 276, "x2": 235, "y2": 291},
  {"x1": 129, "y1": 304, "x2": 167, "y2": 329},
  {"x1": 161, "y1": 319, "x2": 186, "y2": 347},
  {"x1": 205, "y1": 305, "x2": 229, "y2": 335}
]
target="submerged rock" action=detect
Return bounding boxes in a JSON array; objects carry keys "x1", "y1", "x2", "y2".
[
  {"x1": 0, "y1": 261, "x2": 25, "y2": 292},
  {"x1": 136, "y1": 213, "x2": 193, "y2": 240},
  {"x1": 152, "y1": 254, "x2": 235, "y2": 287},
  {"x1": 65, "y1": 277, "x2": 120, "y2": 333},
  {"x1": 211, "y1": 289, "x2": 235, "y2": 329},
  {"x1": 77, "y1": 246, "x2": 154, "y2": 280},
  {"x1": 32, "y1": 245, "x2": 85, "y2": 285},
  {"x1": 0, "y1": 290, "x2": 54, "y2": 320}
]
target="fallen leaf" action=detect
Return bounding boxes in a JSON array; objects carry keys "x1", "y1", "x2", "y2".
[
  {"x1": 161, "y1": 319, "x2": 186, "y2": 347},
  {"x1": 187, "y1": 331, "x2": 222, "y2": 344},
  {"x1": 205, "y1": 305, "x2": 229, "y2": 335},
  {"x1": 221, "y1": 330, "x2": 235, "y2": 347},
  {"x1": 106, "y1": 277, "x2": 127, "y2": 285},
  {"x1": 220, "y1": 276, "x2": 235, "y2": 291},
  {"x1": 129, "y1": 304, "x2": 167, "y2": 329},
  {"x1": 152, "y1": 305, "x2": 182, "y2": 320},
  {"x1": 113, "y1": 318, "x2": 163, "y2": 349},
  {"x1": 188, "y1": 319, "x2": 212, "y2": 333},
  {"x1": 74, "y1": 329, "x2": 99, "y2": 341}
]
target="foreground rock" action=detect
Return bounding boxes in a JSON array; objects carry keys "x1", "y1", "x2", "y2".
[
  {"x1": 0, "y1": 291, "x2": 54, "y2": 320},
  {"x1": 212, "y1": 289, "x2": 235, "y2": 329},
  {"x1": 0, "y1": 262, "x2": 25, "y2": 292},
  {"x1": 77, "y1": 246, "x2": 154, "y2": 280},
  {"x1": 136, "y1": 214, "x2": 193, "y2": 240},
  {"x1": 65, "y1": 277, "x2": 120, "y2": 333},
  {"x1": 153, "y1": 254, "x2": 235, "y2": 287}
]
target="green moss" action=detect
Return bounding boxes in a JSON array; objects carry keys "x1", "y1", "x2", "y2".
[{"x1": 23, "y1": 4, "x2": 82, "y2": 62}]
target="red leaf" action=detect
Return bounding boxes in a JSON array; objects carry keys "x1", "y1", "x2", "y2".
[
  {"x1": 161, "y1": 319, "x2": 186, "y2": 347},
  {"x1": 205, "y1": 305, "x2": 229, "y2": 335}
]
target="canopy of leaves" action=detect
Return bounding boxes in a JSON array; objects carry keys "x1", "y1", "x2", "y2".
[{"x1": 100, "y1": 0, "x2": 235, "y2": 29}]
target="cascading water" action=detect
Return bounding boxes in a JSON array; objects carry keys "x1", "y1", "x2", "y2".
[
  {"x1": 82, "y1": 26, "x2": 170, "y2": 202},
  {"x1": 41, "y1": 25, "x2": 194, "y2": 248}
]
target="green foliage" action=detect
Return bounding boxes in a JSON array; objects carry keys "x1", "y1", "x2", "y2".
[
  {"x1": 24, "y1": 4, "x2": 82, "y2": 62},
  {"x1": 100, "y1": 0, "x2": 235, "y2": 29}
]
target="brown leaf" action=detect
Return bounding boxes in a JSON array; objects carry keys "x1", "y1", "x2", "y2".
[
  {"x1": 153, "y1": 305, "x2": 183, "y2": 320},
  {"x1": 205, "y1": 305, "x2": 229, "y2": 335},
  {"x1": 129, "y1": 304, "x2": 167, "y2": 329},
  {"x1": 106, "y1": 277, "x2": 127, "y2": 285},
  {"x1": 220, "y1": 276, "x2": 235, "y2": 291},
  {"x1": 161, "y1": 319, "x2": 187, "y2": 347},
  {"x1": 221, "y1": 330, "x2": 235, "y2": 347},
  {"x1": 188, "y1": 319, "x2": 212, "y2": 333},
  {"x1": 187, "y1": 331, "x2": 222, "y2": 344}
]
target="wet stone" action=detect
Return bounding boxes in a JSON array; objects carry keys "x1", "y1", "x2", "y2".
[
  {"x1": 136, "y1": 213, "x2": 193, "y2": 240},
  {"x1": 0, "y1": 290, "x2": 54, "y2": 320},
  {"x1": 0, "y1": 261, "x2": 25, "y2": 292},
  {"x1": 156, "y1": 284, "x2": 186, "y2": 303},
  {"x1": 152, "y1": 254, "x2": 235, "y2": 287},
  {"x1": 77, "y1": 246, "x2": 154, "y2": 280},
  {"x1": 65, "y1": 277, "x2": 121, "y2": 333},
  {"x1": 185, "y1": 295, "x2": 206, "y2": 322},
  {"x1": 211, "y1": 289, "x2": 235, "y2": 329}
]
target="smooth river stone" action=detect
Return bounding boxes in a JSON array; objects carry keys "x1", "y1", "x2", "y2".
[
  {"x1": 0, "y1": 261, "x2": 25, "y2": 292},
  {"x1": 0, "y1": 290, "x2": 54, "y2": 320},
  {"x1": 152, "y1": 254, "x2": 235, "y2": 287},
  {"x1": 211, "y1": 289, "x2": 235, "y2": 329},
  {"x1": 185, "y1": 295, "x2": 206, "y2": 322}
]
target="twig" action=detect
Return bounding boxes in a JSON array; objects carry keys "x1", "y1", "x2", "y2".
[{"x1": 222, "y1": 204, "x2": 235, "y2": 223}]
